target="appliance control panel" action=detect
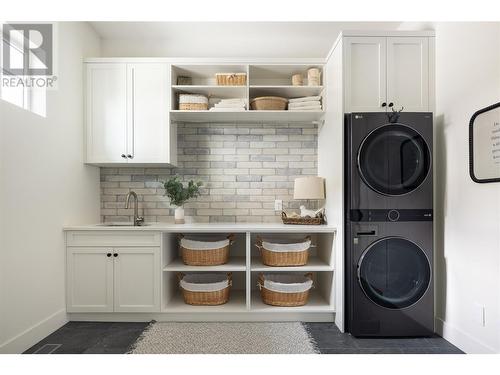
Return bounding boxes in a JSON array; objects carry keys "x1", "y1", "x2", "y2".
[{"x1": 349, "y1": 209, "x2": 433, "y2": 222}]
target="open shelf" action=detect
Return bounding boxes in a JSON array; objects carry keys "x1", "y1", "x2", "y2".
[
  {"x1": 250, "y1": 291, "x2": 333, "y2": 313},
  {"x1": 170, "y1": 110, "x2": 324, "y2": 123},
  {"x1": 164, "y1": 290, "x2": 247, "y2": 313},
  {"x1": 251, "y1": 256, "x2": 333, "y2": 272},
  {"x1": 164, "y1": 256, "x2": 246, "y2": 272}
]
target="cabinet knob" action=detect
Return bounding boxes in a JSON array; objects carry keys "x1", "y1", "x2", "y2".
[
  {"x1": 106, "y1": 253, "x2": 112, "y2": 257},
  {"x1": 121, "y1": 154, "x2": 127, "y2": 158},
  {"x1": 127, "y1": 154, "x2": 133, "y2": 159},
  {"x1": 381, "y1": 102, "x2": 387, "y2": 107},
  {"x1": 388, "y1": 102, "x2": 394, "y2": 107},
  {"x1": 113, "y1": 253, "x2": 118, "y2": 257}
]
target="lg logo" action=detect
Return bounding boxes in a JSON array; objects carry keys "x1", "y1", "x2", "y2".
[{"x1": 2, "y1": 23, "x2": 53, "y2": 76}]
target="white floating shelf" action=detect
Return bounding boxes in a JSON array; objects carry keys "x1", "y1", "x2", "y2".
[
  {"x1": 163, "y1": 257, "x2": 247, "y2": 272},
  {"x1": 164, "y1": 290, "x2": 247, "y2": 313},
  {"x1": 250, "y1": 257, "x2": 333, "y2": 272},
  {"x1": 250, "y1": 292, "x2": 333, "y2": 313},
  {"x1": 170, "y1": 110, "x2": 324, "y2": 123},
  {"x1": 250, "y1": 85, "x2": 324, "y2": 98}
]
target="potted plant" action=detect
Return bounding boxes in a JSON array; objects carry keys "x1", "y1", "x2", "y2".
[{"x1": 163, "y1": 177, "x2": 203, "y2": 224}]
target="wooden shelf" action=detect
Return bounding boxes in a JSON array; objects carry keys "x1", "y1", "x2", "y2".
[
  {"x1": 250, "y1": 257, "x2": 333, "y2": 272},
  {"x1": 163, "y1": 257, "x2": 247, "y2": 272},
  {"x1": 250, "y1": 85, "x2": 324, "y2": 98},
  {"x1": 164, "y1": 290, "x2": 247, "y2": 313},
  {"x1": 250, "y1": 291, "x2": 333, "y2": 313},
  {"x1": 170, "y1": 110, "x2": 324, "y2": 123}
]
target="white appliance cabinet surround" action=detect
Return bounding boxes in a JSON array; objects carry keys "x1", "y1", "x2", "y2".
[
  {"x1": 64, "y1": 224, "x2": 338, "y2": 326},
  {"x1": 85, "y1": 62, "x2": 177, "y2": 166},
  {"x1": 342, "y1": 32, "x2": 434, "y2": 113}
]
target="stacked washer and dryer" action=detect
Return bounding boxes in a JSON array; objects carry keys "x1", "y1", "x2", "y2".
[{"x1": 345, "y1": 112, "x2": 434, "y2": 337}]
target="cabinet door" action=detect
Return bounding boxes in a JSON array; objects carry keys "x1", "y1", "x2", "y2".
[
  {"x1": 113, "y1": 247, "x2": 161, "y2": 312},
  {"x1": 127, "y1": 63, "x2": 172, "y2": 164},
  {"x1": 85, "y1": 63, "x2": 128, "y2": 163},
  {"x1": 387, "y1": 37, "x2": 429, "y2": 112},
  {"x1": 344, "y1": 37, "x2": 387, "y2": 112},
  {"x1": 67, "y1": 247, "x2": 114, "y2": 312}
]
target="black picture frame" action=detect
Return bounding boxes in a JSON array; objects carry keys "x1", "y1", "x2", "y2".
[{"x1": 469, "y1": 102, "x2": 500, "y2": 183}]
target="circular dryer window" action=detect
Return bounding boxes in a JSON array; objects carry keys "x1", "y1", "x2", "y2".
[
  {"x1": 358, "y1": 237, "x2": 431, "y2": 309},
  {"x1": 358, "y1": 124, "x2": 431, "y2": 195}
]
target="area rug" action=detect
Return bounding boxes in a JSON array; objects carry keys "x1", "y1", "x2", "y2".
[{"x1": 128, "y1": 322, "x2": 319, "y2": 354}]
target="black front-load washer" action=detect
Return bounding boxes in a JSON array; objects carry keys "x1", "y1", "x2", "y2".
[{"x1": 345, "y1": 112, "x2": 434, "y2": 336}]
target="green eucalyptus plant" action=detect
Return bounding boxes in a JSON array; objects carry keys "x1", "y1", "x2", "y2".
[{"x1": 163, "y1": 177, "x2": 203, "y2": 207}]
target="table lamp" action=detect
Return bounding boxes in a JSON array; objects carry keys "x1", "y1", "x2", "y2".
[{"x1": 293, "y1": 176, "x2": 325, "y2": 217}]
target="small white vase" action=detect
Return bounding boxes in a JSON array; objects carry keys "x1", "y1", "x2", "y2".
[{"x1": 174, "y1": 206, "x2": 185, "y2": 224}]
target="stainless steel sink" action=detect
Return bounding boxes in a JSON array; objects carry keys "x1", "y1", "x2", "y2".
[{"x1": 96, "y1": 222, "x2": 151, "y2": 227}]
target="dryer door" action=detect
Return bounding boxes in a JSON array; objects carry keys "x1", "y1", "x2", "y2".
[
  {"x1": 358, "y1": 124, "x2": 431, "y2": 196},
  {"x1": 358, "y1": 237, "x2": 431, "y2": 309}
]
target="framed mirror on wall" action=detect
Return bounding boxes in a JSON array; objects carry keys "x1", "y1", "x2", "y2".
[{"x1": 469, "y1": 102, "x2": 500, "y2": 183}]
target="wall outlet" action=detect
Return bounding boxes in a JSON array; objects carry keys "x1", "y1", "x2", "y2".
[{"x1": 274, "y1": 199, "x2": 283, "y2": 211}]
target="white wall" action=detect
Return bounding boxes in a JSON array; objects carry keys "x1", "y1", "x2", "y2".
[
  {"x1": 0, "y1": 22, "x2": 101, "y2": 353},
  {"x1": 433, "y1": 22, "x2": 500, "y2": 353}
]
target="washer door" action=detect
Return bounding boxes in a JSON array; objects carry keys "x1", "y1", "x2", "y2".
[
  {"x1": 358, "y1": 237, "x2": 431, "y2": 309},
  {"x1": 358, "y1": 124, "x2": 431, "y2": 196}
]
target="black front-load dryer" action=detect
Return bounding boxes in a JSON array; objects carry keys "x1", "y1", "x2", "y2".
[
  {"x1": 346, "y1": 221, "x2": 434, "y2": 337},
  {"x1": 346, "y1": 112, "x2": 433, "y2": 213}
]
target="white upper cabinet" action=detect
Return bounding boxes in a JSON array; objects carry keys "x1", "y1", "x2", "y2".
[
  {"x1": 386, "y1": 37, "x2": 429, "y2": 112},
  {"x1": 86, "y1": 64, "x2": 127, "y2": 162},
  {"x1": 344, "y1": 37, "x2": 387, "y2": 112},
  {"x1": 85, "y1": 62, "x2": 175, "y2": 165},
  {"x1": 343, "y1": 36, "x2": 431, "y2": 113}
]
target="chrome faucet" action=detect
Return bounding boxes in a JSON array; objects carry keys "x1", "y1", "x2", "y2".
[{"x1": 125, "y1": 191, "x2": 144, "y2": 226}]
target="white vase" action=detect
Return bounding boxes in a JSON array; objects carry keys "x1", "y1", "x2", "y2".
[{"x1": 174, "y1": 206, "x2": 185, "y2": 224}]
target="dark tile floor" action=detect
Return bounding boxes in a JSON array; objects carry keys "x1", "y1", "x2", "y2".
[
  {"x1": 24, "y1": 321, "x2": 463, "y2": 354},
  {"x1": 304, "y1": 322, "x2": 464, "y2": 354}
]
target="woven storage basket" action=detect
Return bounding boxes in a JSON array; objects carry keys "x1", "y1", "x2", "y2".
[
  {"x1": 178, "y1": 272, "x2": 232, "y2": 306},
  {"x1": 215, "y1": 73, "x2": 247, "y2": 86},
  {"x1": 258, "y1": 273, "x2": 313, "y2": 307},
  {"x1": 281, "y1": 211, "x2": 325, "y2": 225},
  {"x1": 178, "y1": 94, "x2": 209, "y2": 110},
  {"x1": 255, "y1": 236, "x2": 312, "y2": 266},
  {"x1": 250, "y1": 96, "x2": 288, "y2": 110},
  {"x1": 180, "y1": 234, "x2": 235, "y2": 266}
]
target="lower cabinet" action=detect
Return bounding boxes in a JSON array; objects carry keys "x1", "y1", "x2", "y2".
[{"x1": 67, "y1": 246, "x2": 160, "y2": 313}]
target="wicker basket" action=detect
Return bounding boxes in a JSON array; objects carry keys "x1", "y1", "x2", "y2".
[
  {"x1": 178, "y1": 272, "x2": 232, "y2": 306},
  {"x1": 255, "y1": 236, "x2": 312, "y2": 266},
  {"x1": 258, "y1": 273, "x2": 313, "y2": 307},
  {"x1": 250, "y1": 96, "x2": 288, "y2": 111},
  {"x1": 215, "y1": 73, "x2": 247, "y2": 86},
  {"x1": 281, "y1": 211, "x2": 325, "y2": 225},
  {"x1": 178, "y1": 94, "x2": 209, "y2": 110},
  {"x1": 180, "y1": 234, "x2": 235, "y2": 266}
]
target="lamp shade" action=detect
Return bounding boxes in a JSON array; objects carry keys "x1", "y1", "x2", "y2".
[{"x1": 293, "y1": 177, "x2": 325, "y2": 200}]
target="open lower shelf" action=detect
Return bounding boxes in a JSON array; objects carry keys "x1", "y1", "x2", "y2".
[
  {"x1": 251, "y1": 257, "x2": 333, "y2": 272},
  {"x1": 249, "y1": 85, "x2": 324, "y2": 98},
  {"x1": 172, "y1": 85, "x2": 247, "y2": 98},
  {"x1": 250, "y1": 291, "x2": 334, "y2": 313},
  {"x1": 163, "y1": 257, "x2": 247, "y2": 272},
  {"x1": 170, "y1": 110, "x2": 324, "y2": 123},
  {"x1": 164, "y1": 290, "x2": 247, "y2": 313}
]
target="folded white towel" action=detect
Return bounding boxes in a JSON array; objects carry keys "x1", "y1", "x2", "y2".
[
  {"x1": 288, "y1": 96, "x2": 322, "y2": 103},
  {"x1": 288, "y1": 105, "x2": 322, "y2": 111},
  {"x1": 215, "y1": 103, "x2": 246, "y2": 108},
  {"x1": 288, "y1": 101, "x2": 321, "y2": 109},
  {"x1": 209, "y1": 107, "x2": 246, "y2": 112}
]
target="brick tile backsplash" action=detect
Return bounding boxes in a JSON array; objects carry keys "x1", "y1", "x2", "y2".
[{"x1": 100, "y1": 122, "x2": 318, "y2": 223}]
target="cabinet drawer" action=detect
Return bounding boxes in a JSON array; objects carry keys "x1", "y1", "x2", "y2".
[{"x1": 66, "y1": 231, "x2": 161, "y2": 247}]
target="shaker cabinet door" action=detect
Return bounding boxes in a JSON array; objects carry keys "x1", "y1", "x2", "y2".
[{"x1": 344, "y1": 37, "x2": 387, "y2": 112}]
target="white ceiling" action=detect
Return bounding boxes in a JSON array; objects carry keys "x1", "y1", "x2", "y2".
[{"x1": 89, "y1": 22, "x2": 402, "y2": 58}]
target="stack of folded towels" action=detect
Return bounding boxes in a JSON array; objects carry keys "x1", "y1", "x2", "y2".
[
  {"x1": 209, "y1": 98, "x2": 247, "y2": 111},
  {"x1": 288, "y1": 96, "x2": 322, "y2": 111}
]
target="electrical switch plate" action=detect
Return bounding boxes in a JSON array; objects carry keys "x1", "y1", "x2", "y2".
[{"x1": 274, "y1": 199, "x2": 283, "y2": 211}]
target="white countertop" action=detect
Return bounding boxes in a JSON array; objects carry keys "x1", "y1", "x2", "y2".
[{"x1": 63, "y1": 222, "x2": 337, "y2": 233}]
